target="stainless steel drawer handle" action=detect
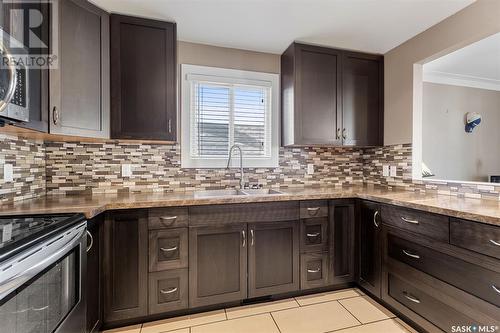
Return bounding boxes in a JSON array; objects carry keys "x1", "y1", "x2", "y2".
[
  {"x1": 160, "y1": 216, "x2": 177, "y2": 225},
  {"x1": 402, "y1": 250, "x2": 420, "y2": 259},
  {"x1": 160, "y1": 246, "x2": 178, "y2": 252},
  {"x1": 160, "y1": 287, "x2": 178, "y2": 295},
  {"x1": 86, "y1": 230, "x2": 94, "y2": 253},
  {"x1": 403, "y1": 292, "x2": 421, "y2": 304},
  {"x1": 373, "y1": 211, "x2": 380, "y2": 228},
  {"x1": 307, "y1": 207, "x2": 321, "y2": 215},
  {"x1": 242, "y1": 230, "x2": 246, "y2": 248},
  {"x1": 306, "y1": 232, "x2": 321, "y2": 237},
  {"x1": 251, "y1": 229, "x2": 255, "y2": 246},
  {"x1": 489, "y1": 240, "x2": 500, "y2": 247},
  {"x1": 492, "y1": 285, "x2": 500, "y2": 295},
  {"x1": 401, "y1": 217, "x2": 419, "y2": 225},
  {"x1": 307, "y1": 268, "x2": 321, "y2": 273}
]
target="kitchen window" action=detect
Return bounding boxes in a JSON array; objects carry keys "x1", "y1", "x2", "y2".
[{"x1": 181, "y1": 65, "x2": 279, "y2": 168}]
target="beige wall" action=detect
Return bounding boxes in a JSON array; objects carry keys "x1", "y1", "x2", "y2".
[
  {"x1": 422, "y1": 82, "x2": 500, "y2": 182},
  {"x1": 177, "y1": 41, "x2": 280, "y2": 73},
  {"x1": 384, "y1": 0, "x2": 500, "y2": 145}
]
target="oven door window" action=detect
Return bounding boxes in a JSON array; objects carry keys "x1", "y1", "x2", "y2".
[{"x1": 0, "y1": 248, "x2": 80, "y2": 333}]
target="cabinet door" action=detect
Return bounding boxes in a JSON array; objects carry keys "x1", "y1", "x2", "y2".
[
  {"x1": 103, "y1": 211, "x2": 148, "y2": 323},
  {"x1": 342, "y1": 52, "x2": 383, "y2": 146},
  {"x1": 329, "y1": 200, "x2": 355, "y2": 284},
  {"x1": 358, "y1": 201, "x2": 382, "y2": 297},
  {"x1": 189, "y1": 224, "x2": 247, "y2": 308},
  {"x1": 50, "y1": 0, "x2": 110, "y2": 138},
  {"x1": 110, "y1": 15, "x2": 176, "y2": 141},
  {"x1": 248, "y1": 221, "x2": 300, "y2": 297},
  {"x1": 296, "y1": 44, "x2": 342, "y2": 145},
  {"x1": 86, "y1": 215, "x2": 102, "y2": 333}
]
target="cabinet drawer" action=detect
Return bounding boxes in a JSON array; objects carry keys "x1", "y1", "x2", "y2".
[
  {"x1": 300, "y1": 217, "x2": 328, "y2": 253},
  {"x1": 189, "y1": 202, "x2": 299, "y2": 226},
  {"x1": 148, "y1": 269, "x2": 188, "y2": 314},
  {"x1": 300, "y1": 253, "x2": 329, "y2": 290},
  {"x1": 149, "y1": 228, "x2": 188, "y2": 272},
  {"x1": 381, "y1": 205, "x2": 449, "y2": 242},
  {"x1": 149, "y1": 207, "x2": 188, "y2": 230},
  {"x1": 388, "y1": 273, "x2": 474, "y2": 332},
  {"x1": 300, "y1": 200, "x2": 328, "y2": 219},
  {"x1": 388, "y1": 233, "x2": 500, "y2": 307},
  {"x1": 450, "y1": 218, "x2": 500, "y2": 260}
]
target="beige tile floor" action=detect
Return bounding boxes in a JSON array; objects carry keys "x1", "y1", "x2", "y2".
[{"x1": 103, "y1": 288, "x2": 417, "y2": 333}]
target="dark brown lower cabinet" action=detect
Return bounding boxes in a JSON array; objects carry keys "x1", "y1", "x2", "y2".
[
  {"x1": 329, "y1": 200, "x2": 355, "y2": 284},
  {"x1": 103, "y1": 211, "x2": 148, "y2": 323},
  {"x1": 189, "y1": 224, "x2": 247, "y2": 308},
  {"x1": 86, "y1": 216, "x2": 102, "y2": 333},
  {"x1": 300, "y1": 253, "x2": 329, "y2": 289},
  {"x1": 149, "y1": 269, "x2": 188, "y2": 314},
  {"x1": 358, "y1": 200, "x2": 382, "y2": 297},
  {"x1": 248, "y1": 222, "x2": 300, "y2": 297}
]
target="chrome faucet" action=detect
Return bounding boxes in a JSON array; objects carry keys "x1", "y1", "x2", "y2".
[{"x1": 227, "y1": 144, "x2": 244, "y2": 189}]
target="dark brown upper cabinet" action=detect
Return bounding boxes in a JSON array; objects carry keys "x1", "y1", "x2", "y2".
[
  {"x1": 282, "y1": 43, "x2": 342, "y2": 146},
  {"x1": 281, "y1": 42, "x2": 383, "y2": 147},
  {"x1": 110, "y1": 14, "x2": 177, "y2": 141},
  {"x1": 341, "y1": 52, "x2": 383, "y2": 146},
  {"x1": 50, "y1": 0, "x2": 110, "y2": 138}
]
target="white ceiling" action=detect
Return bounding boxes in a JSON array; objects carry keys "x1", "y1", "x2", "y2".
[
  {"x1": 424, "y1": 32, "x2": 500, "y2": 82},
  {"x1": 91, "y1": 0, "x2": 474, "y2": 54}
]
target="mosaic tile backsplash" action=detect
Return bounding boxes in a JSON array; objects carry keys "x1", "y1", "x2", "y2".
[
  {"x1": 0, "y1": 134, "x2": 46, "y2": 203},
  {"x1": 45, "y1": 142, "x2": 364, "y2": 195},
  {"x1": 3, "y1": 133, "x2": 500, "y2": 203}
]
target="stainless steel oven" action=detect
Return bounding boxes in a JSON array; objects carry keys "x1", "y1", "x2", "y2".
[{"x1": 0, "y1": 220, "x2": 87, "y2": 333}]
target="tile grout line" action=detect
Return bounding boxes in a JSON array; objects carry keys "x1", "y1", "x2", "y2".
[
  {"x1": 325, "y1": 318, "x2": 409, "y2": 333},
  {"x1": 336, "y1": 299, "x2": 363, "y2": 326},
  {"x1": 223, "y1": 304, "x2": 299, "y2": 321},
  {"x1": 283, "y1": 294, "x2": 363, "y2": 311},
  {"x1": 269, "y1": 312, "x2": 282, "y2": 333}
]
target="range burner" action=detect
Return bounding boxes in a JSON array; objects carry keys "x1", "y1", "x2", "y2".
[{"x1": 0, "y1": 214, "x2": 86, "y2": 262}]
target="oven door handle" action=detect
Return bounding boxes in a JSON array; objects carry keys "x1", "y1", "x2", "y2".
[{"x1": 0, "y1": 222, "x2": 86, "y2": 302}]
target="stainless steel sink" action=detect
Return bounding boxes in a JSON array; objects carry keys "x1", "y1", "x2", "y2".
[
  {"x1": 241, "y1": 189, "x2": 284, "y2": 195},
  {"x1": 193, "y1": 188, "x2": 284, "y2": 198},
  {"x1": 194, "y1": 189, "x2": 248, "y2": 198}
]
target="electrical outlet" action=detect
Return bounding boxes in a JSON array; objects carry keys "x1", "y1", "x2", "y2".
[
  {"x1": 390, "y1": 165, "x2": 397, "y2": 177},
  {"x1": 382, "y1": 165, "x2": 389, "y2": 177},
  {"x1": 3, "y1": 164, "x2": 13, "y2": 182},
  {"x1": 307, "y1": 164, "x2": 314, "y2": 175},
  {"x1": 121, "y1": 164, "x2": 132, "y2": 177}
]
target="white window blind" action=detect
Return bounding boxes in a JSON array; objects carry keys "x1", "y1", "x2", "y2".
[
  {"x1": 182, "y1": 65, "x2": 279, "y2": 168},
  {"x1": 191, "y1": 82, "x2": 270, "y2": 158}
]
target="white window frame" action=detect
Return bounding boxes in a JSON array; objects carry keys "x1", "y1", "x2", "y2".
[{"x1": 181, "y1": 64, "x2": 280, "y2": 168}]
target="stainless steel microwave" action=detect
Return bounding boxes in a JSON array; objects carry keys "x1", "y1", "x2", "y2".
[{"x1": 0, "y1": 31, "x2": 29, "y2": 123}]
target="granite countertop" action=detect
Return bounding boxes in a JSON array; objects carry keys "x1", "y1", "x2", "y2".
[{"x1": 1, "y1": 187, "x2": 500, "y2": 227}]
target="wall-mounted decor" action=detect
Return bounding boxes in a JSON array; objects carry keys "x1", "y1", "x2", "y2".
[{"x1": 465, "y1": 112, "x2": 482, "y2": 133}]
